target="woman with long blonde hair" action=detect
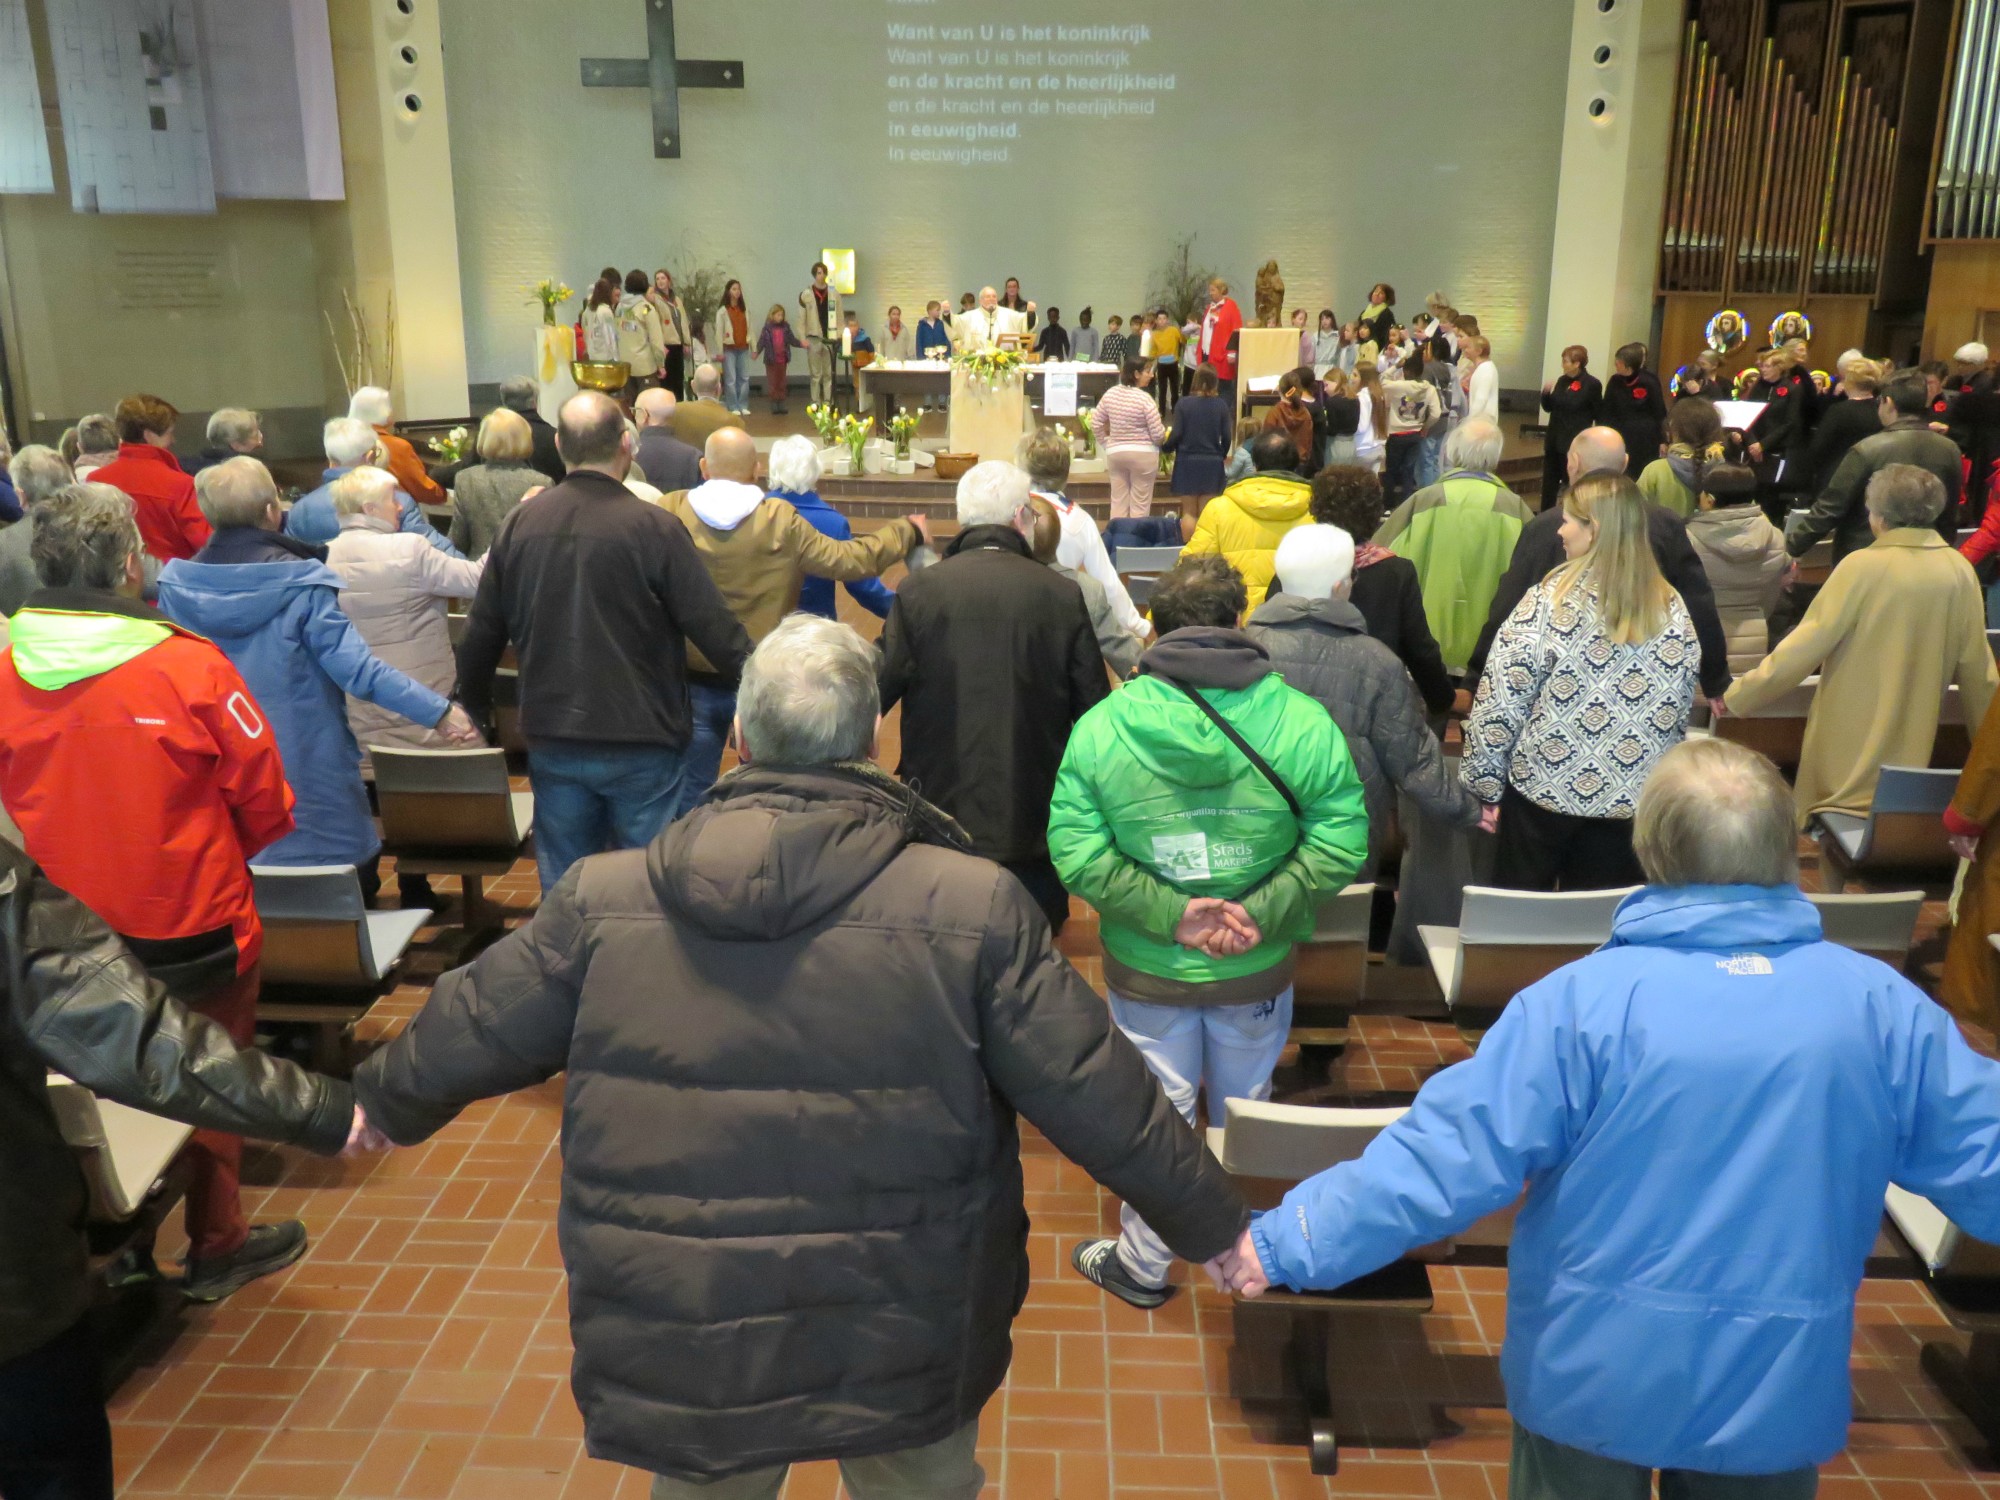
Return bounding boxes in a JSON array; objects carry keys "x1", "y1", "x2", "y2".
[
  {"x1": 1351, "y1": 359, "x2": 1388, "y2": 473},
  {"x1": 1462, "y1": 474, "x2": 1700, "y2": 889}
]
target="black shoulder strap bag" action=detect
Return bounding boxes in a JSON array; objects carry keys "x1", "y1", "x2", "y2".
[{"x1": 1156, "y1": 676, "x2": 1303, "y2": 827}]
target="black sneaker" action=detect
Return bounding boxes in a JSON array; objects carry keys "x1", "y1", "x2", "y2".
[
  {"x1": 1071, "y1": 1238, "x2": 1173, "y2": 1309},
  {"x1": 183, "y1": 1220, "x2": 308, "y2": 1303}
]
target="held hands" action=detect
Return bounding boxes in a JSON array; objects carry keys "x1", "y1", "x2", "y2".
[
  {"x1": 343, "y1": 1104, "x2": 394, "y2": 1157},
  {"x1": 1950, "y1": 832, "x2": 1980, "y2": 862},
  {"x1": 1203, "y1": 1228, "x2": 1272, "y2": 1298},
  {"x1": 436, "y1": 704, "x2": 485, "y2": 746},
  {"x1": 905, "y1": 512, "x2": 933, "y2": 545},
  {"x1": 1173, "y1": 897, "x2": 1261, "y2": 958},
  {"x1": 1476, "y1": 803, "x2": 1501, "y2": 835}
]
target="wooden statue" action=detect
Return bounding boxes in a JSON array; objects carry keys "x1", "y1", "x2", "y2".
[{"x1": 1254, "y1": 260, "x2": 1285, "y2": 328}]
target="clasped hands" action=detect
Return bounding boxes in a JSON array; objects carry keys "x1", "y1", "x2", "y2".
[
  {"x1": 1172, "y1": 897, "x2": 1261, "y2": 958},
  {"x1": 1202, "y1": 1227, "x2": 1270, "y2": 1298}
]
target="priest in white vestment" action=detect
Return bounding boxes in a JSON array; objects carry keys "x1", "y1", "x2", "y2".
[{"x1": 952, "y1": 286, "x2": 1029, "y2": 353}]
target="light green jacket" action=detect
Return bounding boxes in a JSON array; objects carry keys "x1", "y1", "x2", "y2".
[
  {"x1": 1377, "y1": 470, "x2": 1534, "y2": 672},
  {"x1": 1049, "y1": 661, "x2": 1368, "y2": 1002}
]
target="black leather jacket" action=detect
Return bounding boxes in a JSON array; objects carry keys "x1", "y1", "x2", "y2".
[{"x1": 0, "y1": 844, "x2": 353, "y2": 1362}]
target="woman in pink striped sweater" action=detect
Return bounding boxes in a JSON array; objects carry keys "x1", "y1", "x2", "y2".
[{"x1": 1091, "y1": 358, "x2": 1169, "y2": 518}]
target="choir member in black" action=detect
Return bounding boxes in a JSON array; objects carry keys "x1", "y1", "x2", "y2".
[
  {"x1": 1946, "y1": 346, "x2": 2000, "y2": 527},
  {"x1": 1802, "y1": 358, "x2": 1884, "y2": 498},
  {"x1": 1743, "y1": 348, "x2": 1812, "y2": 521},
  {"x1": 1924, "y1": 362, "x2": 1957, "y2": 430},
  {"x1": 1539, "y1": 344, "x2": 1602, "y2": 509},
  {"x1": 1604, "y1": 342, "x2": 1668, "y2": 478}
]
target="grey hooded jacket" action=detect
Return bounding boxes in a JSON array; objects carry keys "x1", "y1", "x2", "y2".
[{"x1": 1246, "y1": 592, "x2": 1480, "y2": 868}]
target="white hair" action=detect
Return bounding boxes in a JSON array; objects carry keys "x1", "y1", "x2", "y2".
[
  {"x1": 1865, "y1": 463, "x2": 1947, "y2": 529},
  {"x1": 10, "y1": 445, "x2": 73, "y2": 508},
  {"x1": 736, "y1": 614, "x2": 879, "y2": 766},
  {"x1": 1445, "y1": 419, "x2": 1504, "y2": 474},
  {"x1": 767, "y1": 435, "x2": 823, "y2": 496},
  {"x1": 955, "y1": 460, "x2": 1031, "y2": 528},
  {"x1": 330, "y1": 465, "x2": 397, "y2": 518},
  {"x1": 206, "y1": 407, "x2": 260, "y2": 448},
  {"x1": 1955, "y1": 342, "x2": 1991, "y2": 368},
  {"x1": 1634, "y1": 739, "x2": 1797, "y2": 887},
  {"x1": 194, "y1": 456, "x2": 279, "y2": 529},
  {"x1": 323, "y1": 416, "x2": 379, "y2": 467},
  {"x1": 347, "y1": 386, "x2": 393, "y2": 426},
  {"x1": 1273, "y1": 524, "x2": 1355, "y2": 600},
  {"x1": 692, "y1": 363, "x2": 723, "y2": 398},
  {"x1": 1834, "y1": 347, "x2": 1867, "y2": 374}
]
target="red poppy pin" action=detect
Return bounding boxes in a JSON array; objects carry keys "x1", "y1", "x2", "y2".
[{"x1": 1568, "y1": 381, "x2": 1582, "y2": 393}]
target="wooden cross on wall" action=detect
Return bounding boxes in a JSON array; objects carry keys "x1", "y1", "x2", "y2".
[{"x1": 580, "y1": 0, "x2": 743, "y2": 159}]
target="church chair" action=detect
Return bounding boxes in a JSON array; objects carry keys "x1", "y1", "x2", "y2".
[
  {"x1": 1988, "y1": 628, "x2": 2000, "y2": 665},
  {"x1": 251, "y1": 864, "x2": 432, "y2": 1070},
  {"x1": 1883, "y1": 1186, "x2": 2000, "y2": 1454},
  {"x1": 370, "y1": 746, "x2": 533, "y2": 937},
  {"x1": 1289, "y1": 884, "x2": 1372, "y2": 1075},
  {"x1": 44, "y1": 1075, "x2": 200, "y2": 1381},
  {"x1": 492, "y1": 665, "x2": 528, "y2": 756},
  {"x1": 1804, "y1": 890, "x2": 1925, "y2": 971},
  {"x1": 1209, "y1": 1097, "x2": 1502, "y2": 1475},
  {"x1": 1418, "y1": 886, "x2": 1635, "y2": 1036},
  {"x1": 1811, "y1": 767, "x2": 1961, "y2": 895}
]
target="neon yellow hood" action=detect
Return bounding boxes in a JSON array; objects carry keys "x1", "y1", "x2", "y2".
[{"x1": 9, "y1": 608, "x2": 173, "y2": 690}]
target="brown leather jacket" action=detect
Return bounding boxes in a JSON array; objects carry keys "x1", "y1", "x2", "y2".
[{"x1": 0, "y1": 844, "x2": 353, "y2": 1361}]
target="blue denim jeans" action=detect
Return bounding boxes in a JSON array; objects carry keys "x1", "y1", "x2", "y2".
[
  {"x1": 528, "y1": 742, "x2": 686, "y2": 892},
  {"x1": 674, "y1": 682, "x2": 738, "y2": 819},
  {"x1": 722, "y1": 347, "x2": 752, "y2": 411},
  {"x1": 1416, "y1": 429, "x2": 1447, "y2": 489}
]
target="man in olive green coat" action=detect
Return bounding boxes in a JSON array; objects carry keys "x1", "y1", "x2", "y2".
[{"x1": 1051, "y1": 554, "x2": 1369, "y2": 1307}]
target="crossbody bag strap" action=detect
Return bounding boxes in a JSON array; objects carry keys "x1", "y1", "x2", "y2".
[{"x1": 1157, "y1": 676, "x2": 1303, "y2": 823}]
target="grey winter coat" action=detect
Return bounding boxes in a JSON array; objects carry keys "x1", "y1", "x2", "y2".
[
  {"x1": 354, "y1": 764, "x2": 1244, "y2": 1482},
  {"x1": 1246, "y1": 592, "x2": 1481, "y2": 868},
  {"x1": 1055, "y1": 561, "x2": 1145, "y2": 678}
]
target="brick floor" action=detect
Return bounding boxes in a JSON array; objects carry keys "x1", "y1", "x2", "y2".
[{"x1": 101, "y1": 583, "x2": 2000, "y2": 1497}]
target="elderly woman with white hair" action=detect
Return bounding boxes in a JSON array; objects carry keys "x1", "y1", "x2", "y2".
[
  {"x1": 348, "y1": 385, "x2": 445, "y2": 508},
  {"x1": 0, "y1": 446, "x2": 76, "y2": 615},
  {"x1": 1725, "y1": 463, "x2": 1998, "y2": 827},
  {"x1": 450, "y1": 408, "x2": 544, "y2": 560},
  {"x1": 1375, "y1": 418, "x2": 1536, "y2": 675},
  {"x1": 766, "y1": 435, "x2": 895, "y2": 621},
  {"x1": 1946, "y1": 341, "x2": 2000, "y2": 522}
]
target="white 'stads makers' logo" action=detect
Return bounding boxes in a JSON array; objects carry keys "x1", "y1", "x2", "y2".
[{"x1": 1716, "y1": 953, "x2": 1773, "y2": 976}]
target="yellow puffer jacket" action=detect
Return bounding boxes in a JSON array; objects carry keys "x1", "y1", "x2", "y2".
[{"x1": 1182, "y1": 472, "x2": 1313, "y2": 608}]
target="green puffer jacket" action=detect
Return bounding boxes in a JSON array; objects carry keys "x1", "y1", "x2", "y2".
[{"x1": 1049, "y1": 629, "x2": 1370, "y2": 1004}]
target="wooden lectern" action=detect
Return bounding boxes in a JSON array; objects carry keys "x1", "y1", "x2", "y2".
[{"x1": 948, "y1": 368, "x2": 1032, "y2": 462}]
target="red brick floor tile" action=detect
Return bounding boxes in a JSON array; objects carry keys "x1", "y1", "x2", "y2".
[{"x1": 236, "y1": 1458, "x2": 363, "y2": 1497}]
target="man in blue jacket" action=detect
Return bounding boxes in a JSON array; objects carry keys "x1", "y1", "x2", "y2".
[
  {"x1": 1217, "y1": 736, "x2": 2000, "y2": 1498},
  {"x1": 158, "y1": 459, "x2": 480, "y2": 899},
  {"x1": 285, "y1": 417, "x2": 463, "y2": 557}
]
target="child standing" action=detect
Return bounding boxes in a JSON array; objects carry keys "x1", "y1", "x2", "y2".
[
  {"x1": 1150, "y1": 312, "x2": 1182, "y2": 414},
  {"x1": 1071, "y1": 307, "x2": 1101, "y2": 364},
  {"x1": 755, "y1": 303, "x2": 803, "y2": 415},
  {"x1": 1100, "y1": 315, "x2": 1130, "y2": 368}
]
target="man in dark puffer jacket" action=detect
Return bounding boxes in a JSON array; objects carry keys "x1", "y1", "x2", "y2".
[{"x1": 356, "y1": 614, "x2": 1247, "y2": 1495}]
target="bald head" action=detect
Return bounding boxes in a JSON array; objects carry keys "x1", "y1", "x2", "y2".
[
  {"x1": 702, "y1": 426, "x2": 759, "y2": 483},
  {"x1": 692, "y1": 363, "x2": 723, "y2": 400},
  {"x1": 634, "y1": 388, "x2": 677, "y2": 428},
  {"x1": 1569, "y1": 426, "x2": 1629, "y2": 484},
  {"x1": 979, "y1": 286, "x2": 998, "y2": 310}
]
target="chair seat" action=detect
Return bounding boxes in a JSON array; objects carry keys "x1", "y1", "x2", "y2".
[
  {"x1": 365, "y1": 908, "x2": 432, "y2": 979},
  {"x1": 1418, "y1": 924, "x2": 1460, "y2": 1007},
  {"x1": 1887, "y1": 1185, "x2": 1953, "y2": 1273},
  {"x1": 510, "y1": 792, "x2": 534, "y2": 843},
  {"x1": 1816, "y1": 812, "x2": 1866, "y2": 860},
  {"x1": 45, "y1": 1077, "x2": 194, "y2": 1222}
]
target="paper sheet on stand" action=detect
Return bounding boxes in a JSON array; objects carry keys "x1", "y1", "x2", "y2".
[{"x1": 1043, "y1": 367, "x2": 1079, "y2": 418}]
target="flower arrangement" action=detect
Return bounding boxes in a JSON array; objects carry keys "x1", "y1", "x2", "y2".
[
  {"x1": 427, "y1": 425, "x2": 471, "y2": 465},
  {"x1": 887, "y1": 407, "x2": 921, "y2": 459},
  {"x1": 837, "y1": 413, "x2": 873, "y2": 476},
  {"x1": 1074, "y1": 401, "x2": 1096, "y2": 458},
  {"x1": 951, "y1": 345, "x2": 1025, "y2": 387},
  {"x1": 527, "y1": 279, "x2": 575, "y2": 325},
  {"x1": 806, "y1": 403, "x2": 843, "y2": 445}
]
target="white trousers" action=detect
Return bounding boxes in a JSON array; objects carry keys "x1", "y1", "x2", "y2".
[{"x1": 1107, "y1": 987, "x2": 1294, "y2": 1286}]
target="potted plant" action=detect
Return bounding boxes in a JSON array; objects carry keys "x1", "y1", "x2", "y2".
[
  {"x1": 528, "y1": 278, "x2": 575, "y2": 326},
  {"x1": 888, "y1": 407, "x2": 920, "y2": 474}
]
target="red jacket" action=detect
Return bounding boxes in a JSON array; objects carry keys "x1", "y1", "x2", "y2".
[
  {"x1": 1198, "y1": 297, "x2": 1244, "y2": 380},
  {"x1": 91, "y1": 443, "x2": 213, "y2": 562},
  {"x1": 0, "y1": 592, "x2": 294, "y2": 974}
]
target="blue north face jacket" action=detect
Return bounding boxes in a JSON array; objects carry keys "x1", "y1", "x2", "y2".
[{"x1": 1251, "y1": 885, "x2": 2000, "y2": 1475}]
